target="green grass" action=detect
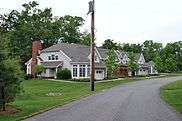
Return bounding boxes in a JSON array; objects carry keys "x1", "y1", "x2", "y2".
[
  {"x1": 0, "y1": 78, "x2": 139, "y2": 121},
  {"x1": 161, "y1": 80, "x2": 182, "y2": 113}
]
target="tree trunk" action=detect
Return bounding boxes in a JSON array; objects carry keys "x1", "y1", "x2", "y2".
[
  {"x1": 1, "y1": 85, "x2": 6, "y2": 111},
  {"x1": 132, "y1": 71, "x2": 135, "y2": 77}
]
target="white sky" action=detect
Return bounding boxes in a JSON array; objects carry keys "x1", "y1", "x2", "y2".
[{"x1": 1, "y1": 0, "x2": 182, "y2": 46}]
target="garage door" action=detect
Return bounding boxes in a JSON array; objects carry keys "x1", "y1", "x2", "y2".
[{"x1": 95, "y1": 70, "x2": 104, "y2": 80}]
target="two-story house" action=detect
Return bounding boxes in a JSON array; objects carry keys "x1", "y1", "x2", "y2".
[
  {"x1": 25, "y1": 41, "x2": 108, "y2": 80},
  {"x1": 25, "y1": 41, "x2": 157, "y2": 80}
]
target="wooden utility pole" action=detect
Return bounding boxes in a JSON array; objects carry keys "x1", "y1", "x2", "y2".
[{"x1": 88, "y1": 0, "x2": 95, "y2": 91}]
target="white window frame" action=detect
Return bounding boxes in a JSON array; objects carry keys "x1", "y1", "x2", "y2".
[
  {"x1": 73, "y1": 65, "x2": 78, "y2": 77},
  {"x1": 79, "y1": 65, "x2": 86, "y2": 77}
]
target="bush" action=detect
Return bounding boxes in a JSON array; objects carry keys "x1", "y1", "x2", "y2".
[
  {"x1": 34, "y1": 65, "x2": 45, "y2": 77},
  {"x1": 56, "y1": 68, "x2": 71, "y2": 80}
]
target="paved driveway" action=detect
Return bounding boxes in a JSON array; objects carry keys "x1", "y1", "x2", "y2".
[{"x1": 24, "y1": 76, "x2": 182, "y2": 121}]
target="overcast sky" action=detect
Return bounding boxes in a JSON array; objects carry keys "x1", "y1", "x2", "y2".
[{"x1": 1, "y1": 0, "x2": 182, "y2": 46}]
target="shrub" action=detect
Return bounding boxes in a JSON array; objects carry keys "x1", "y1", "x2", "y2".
[
  {"x1": 34, "y1": 65, "x2": 45, "y2": 76},
  {"x1": 57, "y1": 68, "x2": 71, "y2": 80}
]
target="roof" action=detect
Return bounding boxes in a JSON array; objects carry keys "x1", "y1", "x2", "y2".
[
  {"x1": 134, "y1": 53, "x2": 141, "y2": 61},
  {"x1": 41, "y1": 43, "x2": 107, "y2": 68},
  {"x1": 97, "y1": 48, "x2": 108, "y2": 59},
  {"x1": 41, "y1": 61, "x2": 63, "y2": 68},
  {"x1": 41, "y1": 43, "x2": 91, "y2": 62},
  {"x1": 148, "y1": 61, "x2": 155, "y2": 65}
]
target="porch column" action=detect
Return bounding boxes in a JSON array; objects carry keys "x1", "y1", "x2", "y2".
[{"x1": 77, "y1": 65, "x2": 80, "y2": 78}]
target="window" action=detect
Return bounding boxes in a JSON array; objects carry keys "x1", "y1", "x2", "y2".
[
  {"x1": 73, "y1": 65, "x2": 78, "y2": 77},
  {"x1": 48, "y1": 55, "x2": 59, "y2": 60},
  {"x1": 48, "y1": 56, "x2": 51, "y2": 60},
  {"x1": 79, "y1": 65, "x2": 86, "y2": 77},
  {"x1": 52, "y1": 55, "x2": 55, "y2": 60},
  {"x1": 55, "y1": 55, "x2": 58, "y2": 60},
  {"x1": 96, "y1": 70, "x2": 103, "y2": 74},
  {"x1": 87, "y1": 65, "x2": 90, "y2": 76}
]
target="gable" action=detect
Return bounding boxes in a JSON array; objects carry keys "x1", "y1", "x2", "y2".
[
  {"x1": 88, "y1": 48, "x2": 101, "y2": 63},
  {"x1": 137, "y1": 53, "x2": 145, "y2": 64}
]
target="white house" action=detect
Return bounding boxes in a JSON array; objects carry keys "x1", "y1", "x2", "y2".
[
  {"x1": 26, "y1": 41, "x2": 108, "y2": 80},
  {"x1": 25, "y1": 41, "x2": 157, "y2": 80}
]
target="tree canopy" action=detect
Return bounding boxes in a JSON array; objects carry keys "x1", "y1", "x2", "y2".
[
  {"x1": 0, "y1": 31, "x2": 23, "y2": 111},
  {"x1": 105, "y1": 49, "x2": 118, "y2": 78},
  {"x1": 0, "y1": 1, "x2": 90, "y2": 65}
]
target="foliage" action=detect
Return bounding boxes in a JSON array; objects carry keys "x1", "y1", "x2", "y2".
[
  {"x1": 102, "y1": 39, "x2": 181, "y2": 73},
  {"x1": 102, "y1": 39, "x2": 118, "y2": 49},
  {"x1": 128, "y1": 52, "x2": 139, "y2": 76},
  {"x1": 105, "y1": 49, "x2": 119, "y2": 78},
  {"x1": 154, "y1": 56, "x2": 164, "y2": 72},
  {"x1": 0, "y1": 32, "x2": 24, "y2": 110},
  {"x1": 0, "y1": 1, "x2": 90, "y2": 66},
  {"x1": 142, "y1": 40, "x2": 163, "y2": 62},
  {"x1": 56, "y1": 68, "x2": 71, "y2": 80},
  {"x1": 122, "y1": 43, "x2": 143, "y2": 53},
  {"x1": 34, "y1": 65, "x2": 45, "y2": 76}
]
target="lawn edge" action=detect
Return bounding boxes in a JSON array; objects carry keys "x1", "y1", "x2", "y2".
[
  {"x1": 160, "y1": 80, "x2": 182, "y2": 116},
  {"x1": 18, "y1": 75, "x2": 182, "y2": 120}
]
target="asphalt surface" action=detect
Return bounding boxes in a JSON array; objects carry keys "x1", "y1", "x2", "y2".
[{"x1": 24, "y1": 76, "x2": 182, "y2": 121}]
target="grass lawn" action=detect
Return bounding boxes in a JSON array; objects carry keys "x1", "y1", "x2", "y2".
[
  {"x1": 161, "y1": 80, "x2": 182, "y2": 113},
  {"x1": 0, "y1": 78, "x2": 140, "y2": 121}
]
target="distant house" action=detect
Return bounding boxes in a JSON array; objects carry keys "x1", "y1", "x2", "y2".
[{"x1": 25, "y1": 41, "x2": 157, "y2": 80}]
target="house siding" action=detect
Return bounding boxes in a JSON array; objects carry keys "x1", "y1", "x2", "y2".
[{"x1": 40, "y1": 51, "x2": 72, "y2": 69}]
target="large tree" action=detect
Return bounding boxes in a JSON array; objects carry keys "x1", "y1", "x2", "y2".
[
  {"x1": 0, "y1": 31, "x2": 23, "y2": 111},
  {"x1": 0, "y1": 1, "x2": 90, "y2": 65},
  {"x1": 105, "y1": 49, "x2": 118, "y2": 78},
  {"x1": 128, "y1": 52, "x2": 139, "y2": 76},
  {"x1": 102, "y1": 39, "x2": 118, "y2": 49},
  {"x1": 142, "y1": 40, "x2": 163, "y2": 62}
]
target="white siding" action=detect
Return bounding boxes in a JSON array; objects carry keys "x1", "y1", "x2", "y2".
[
  {"x1": 137, "y1": 54, "x2": 145, "y2": 64},
  {"x1": 26, "y1": 63, "x2": 31, "y2": 74},
  {"x1": 40, "y1": 51, "x2": 72, "y2": 69},
  {"x1": 122, "y1": 54, "x2": 129, "y2": 64}
]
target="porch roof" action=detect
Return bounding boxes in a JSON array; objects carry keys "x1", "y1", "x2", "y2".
[{"x1": 41, "y1": 61, "x2": 63, "y2": 68}]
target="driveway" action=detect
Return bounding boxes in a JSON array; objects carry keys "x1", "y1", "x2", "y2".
[{"x1": 24, "y1": 76, "x2": 182, "y2": 121}]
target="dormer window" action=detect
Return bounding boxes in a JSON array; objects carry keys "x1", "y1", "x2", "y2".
[
  {"x1": 52, "y1": 55, "x2": 55, "y2": 60},
  {"x1": 48, "y1": 55, "x2": 59, "y2": 60},
  {"x1": 55, "y1": 55, "x2": 58, "y2": 60},
  {"x1": 48, "y1": 56, "x2": 51, "y2": 60}
]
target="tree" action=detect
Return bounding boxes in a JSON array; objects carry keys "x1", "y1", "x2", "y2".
[
  {"x1": 105, "y1": 49, "x2": 118, "y2": 78},
  {"x1": 142, "y1": 40, "x2": 163, "y2": 62},
  {"x1": 0, "y1": 32, "x2": 23, "y2": 111},
  {"x1": 34, "y1": 65, "x2": 45, "y2": 78},
  {"x1": 154, "y1": 56, "x2": 164, "y2": 72},
  {"x1": 164, "y1": 54, "x2": 177, "y2": 72},
  {"x1": 80, "y1": 31, "x2": 91, "y2": 46},
  {"x1": 128, "y1": 52, "x2": 139, "y2": 76},
  {"x1": 122, "y1": 43, "x2": 142, "y2": 53},
  {"x1": 0, "y1": 1, "x2": 90, "y2": 66},
  {"x1": 102, "y1": 39, "x2": 118, "y2": 49}
]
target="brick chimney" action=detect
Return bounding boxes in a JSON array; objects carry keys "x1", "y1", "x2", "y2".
[{"x1": 31, "y1": 40, "x2": 42, "y2": 78}]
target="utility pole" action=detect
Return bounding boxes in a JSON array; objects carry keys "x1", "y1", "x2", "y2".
[{"x1": 88, "y1": 0, "x2": 95, "y2": 91}]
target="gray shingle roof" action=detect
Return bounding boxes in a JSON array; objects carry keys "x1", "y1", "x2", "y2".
[
  {"x1": 41, "y1": 43, "x2": 91, "y2": 62},
  {"x1": 97, "y1": 48, "x2": 108, "y2": 59},
  {"x1": 134, "y1": 53, "x2": 141, "y2": 61},
  {"x1": 41, "y1": 61, "x2": 63, "y2": 68}
]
